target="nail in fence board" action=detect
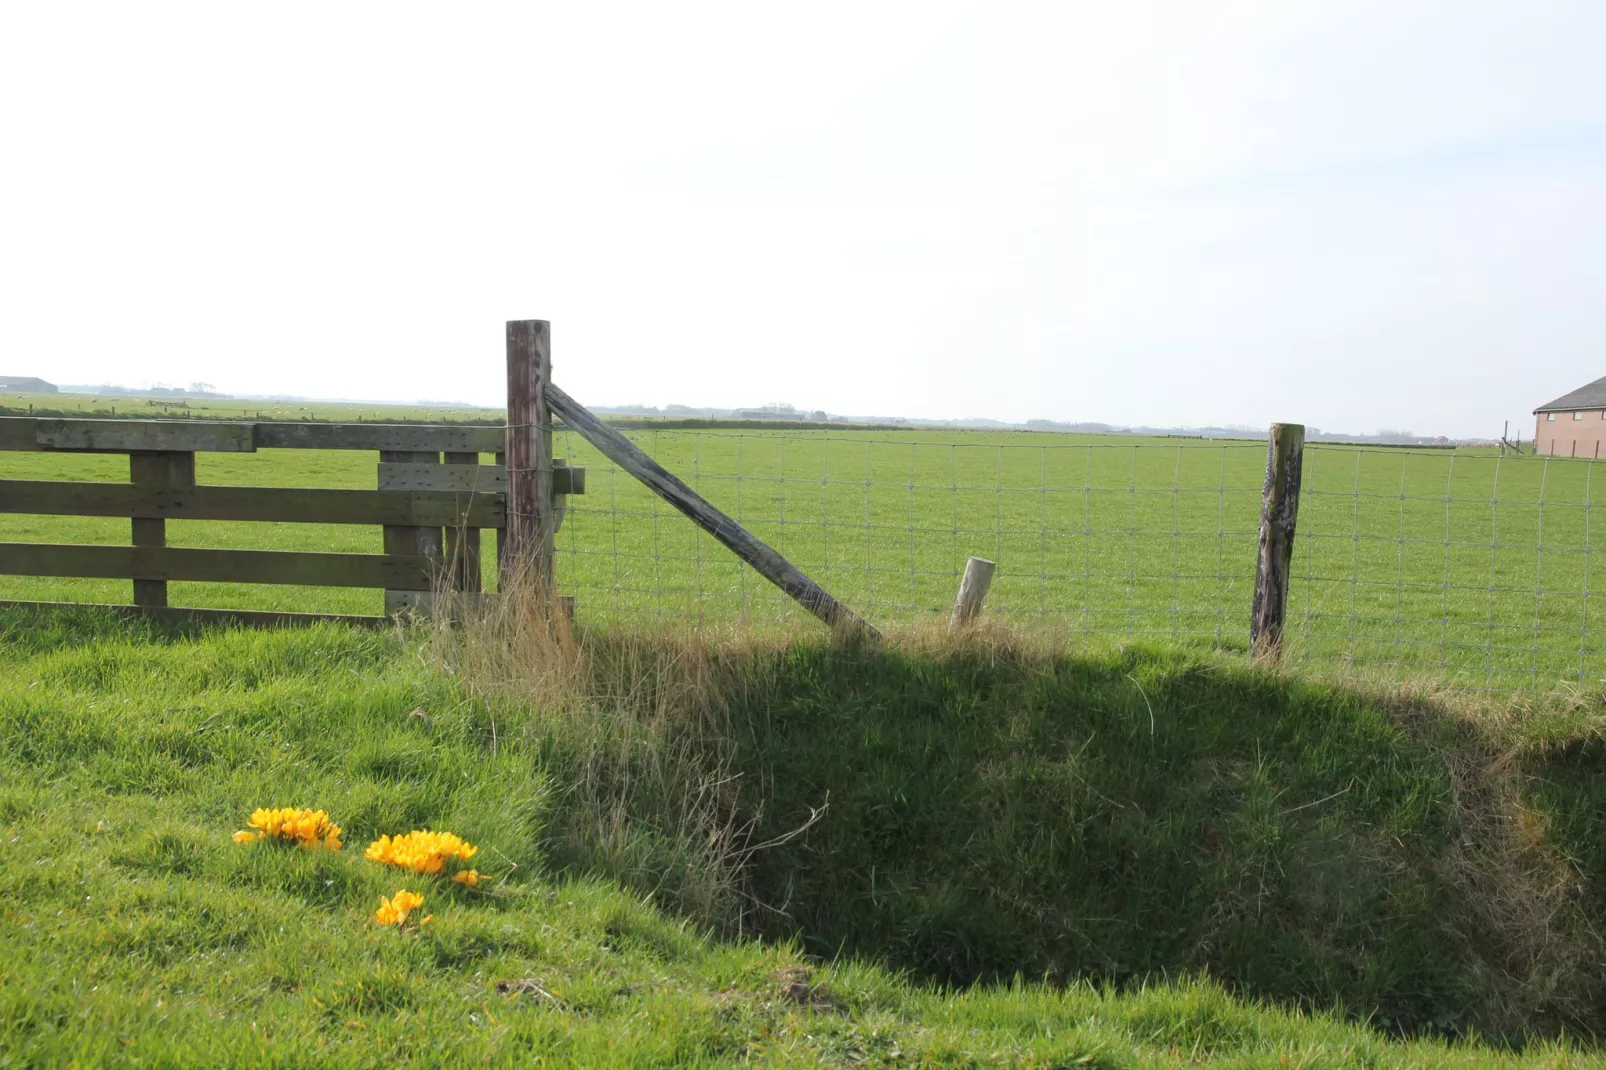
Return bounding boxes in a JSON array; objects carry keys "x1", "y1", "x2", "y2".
[
  {"x1": 1250, "y1": 422, "x2": 1305, "y2": 658},
  {"x1": 0, "y1": 480, "x2": 504, "y2": 527},
  {"x1": 0, "y1": 544, "x2": 436, "y2": 589},
  {"x1": 544, "y1": 381, "x2": 874, "y2": 636},
  {"x1": 129, "y1": 451, "x2": 196, "y2": 607}
]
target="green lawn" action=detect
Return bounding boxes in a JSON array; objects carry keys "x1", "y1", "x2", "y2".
[
  {"x1": 3, "y1": 609, "x2": 1604, "y2": 1065},
  {"x1": 1, "y1": 412, "x2": 1599, "y2": 692}
]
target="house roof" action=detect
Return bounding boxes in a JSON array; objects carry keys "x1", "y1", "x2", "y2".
[{"x1": 1536, "y1": 375, "x2": 1606, "y2": 413}]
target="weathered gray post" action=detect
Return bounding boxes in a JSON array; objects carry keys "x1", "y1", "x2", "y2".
[
  {"x1": 1250, "y1": 423, "x2": 1304, "y2": 659},
  {"x1": 949, "y1": 556, "x2": 996, "y2": 631},
  {"x1": 380, "y1": 448, "x2": 441, "y2": 615},
  {"x1": 504, "y1": 320, "x2": 554, "y2": 592}
]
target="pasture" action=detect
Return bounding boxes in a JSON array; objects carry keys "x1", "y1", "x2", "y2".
[
  {"x1": 2, "y1": 387, "x2": 499, "y2": 425},
  {"x1": 1, "y1": 417, "x2": 1598, "y2": 692}
]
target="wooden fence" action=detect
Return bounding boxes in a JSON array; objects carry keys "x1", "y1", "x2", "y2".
[
  {"x1": 0, "y1": 321, "x2": 1302, "y2": 652},
  {"x1": 0, "y1": 416, "x2": 583, "y2": 625}
]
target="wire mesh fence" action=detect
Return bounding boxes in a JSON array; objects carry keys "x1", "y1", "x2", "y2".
[
  {"x1": 553, "y1": 428, "x2": 1267, "y2": 638},
  {"x1": 552, "y1": 428, "x2": 1603, "y2": 695},
  {"x1": 1292, "y1": 445, "x2": 1598, "y2": 694}
]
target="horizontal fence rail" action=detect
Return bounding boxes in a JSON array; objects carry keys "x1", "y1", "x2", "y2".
[
  {"x1": 0, "y1": 544, "x2": 438, "y2": 589},
  {"x1": 0, "y1": 417, "x2": 507, "y2": 454},
  {"x1": 0, "y1": 480, "x2": 504, "y2": 527},
  {"x1": 0, "y1": 415, "x2": 583, "y2": 623}
]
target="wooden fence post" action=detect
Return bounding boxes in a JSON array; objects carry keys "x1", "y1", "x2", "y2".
[
  {"x1": 443, "y1": 451, "x2": 482, "y2": 593},
  {"x1": 1250, "y1": 423, "x2": 1304, "y2": 659},
  {"x1": 949, "y1": 557, "x2": 995, "y2": 632},
  {"x1": 504, "y1": 320, "x2": 554, "y2": 592},
  {"x1": 380, "y1": 450, "x2": 442, "y2": 615},
  {"x1": 129, "y1": 450, "x2": 195, "y2": 607}
]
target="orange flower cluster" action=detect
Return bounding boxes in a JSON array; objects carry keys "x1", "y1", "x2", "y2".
[
  {"x1": 364, "y1": 829, "x2": 478, "y2": 875},
  {"x1": 228, "y1": 808, "x2": 493, "y2": 933},
  {"x1": 232, "y1": 807, "x2": 343, "y2": 850},
  {"x1": 374, "y1": 889, "x2": 432, "y2": 928}
]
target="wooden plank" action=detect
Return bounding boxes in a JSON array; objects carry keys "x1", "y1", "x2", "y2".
[
  {"x1": 35, "y1": 419, "x2": 256, "y2": 453},
  {"x1": 380, "y1": 463, "x2": 508, "y2": 492},
  {"x1": 375, "y1": 462, "x2": 582, "y2": 495},
  {"x1": 443, "y1": 452, "x2": 482, "y2": 594},
  {"x1": 0, "y1": 480, "x2": 504, "y2": 527},
  {"x1": 255, "y1": 422, "x2": 503, "y2": 452},
  {"x1": 495, "y1": 450, "x2": 506, "y2": 579},
  {"x1": 545, "y1": 382, "x2": 875, "y2": 637},
  {"x1": 0, "y1": 418, "x2": 38, "y2": 452},
  {"x1": 1250, "y1": 422, "x2": 1305, "y2": 659},
  {"x1": 130, "y1": 451, "x2": 196, "y2": 608},
  {"x1": 382, "y1": 451, "x2": 442, "y2": 614},
  {"x1": 505, "y1": 320, "x2": 555, "y2": 590},
  {"x1": 0, "y1": 543, "x2": 437, "y2": 589},
  {"x1": 0, "y1": 600, "x2": 388, "y2": 629}
]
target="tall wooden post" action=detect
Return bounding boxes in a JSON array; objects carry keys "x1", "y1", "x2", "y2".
[
  {"x1": 1250, "y1": 423, "x2": 1304, "y2": 659},
  {"x1": 129, "y1": 450, "x2": 196, "y2": 607},
  {"x1": 505, "y1": 320, "x2": 554, "y2": 592}
]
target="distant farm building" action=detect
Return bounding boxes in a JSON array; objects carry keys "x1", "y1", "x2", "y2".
[
  {"x1": 1535, "y1": 375, "x2": 1606, "y2": 457},
  {"x1": 0, "y1": 376, "x2": 56, "y2": 393}
]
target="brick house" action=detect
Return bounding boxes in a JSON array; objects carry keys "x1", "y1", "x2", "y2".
[{"x1": 1535, "y1": 375, "x2": 1606, "y2": 458}]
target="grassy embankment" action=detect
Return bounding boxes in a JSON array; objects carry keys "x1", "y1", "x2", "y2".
[{"x1": 2, "y1": 601, "x2": 1605, "y2": 1066}]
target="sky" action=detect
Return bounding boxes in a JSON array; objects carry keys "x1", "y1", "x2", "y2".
[{"x1": 1, "y1": 1, "x2": 1602, "y2": 439}]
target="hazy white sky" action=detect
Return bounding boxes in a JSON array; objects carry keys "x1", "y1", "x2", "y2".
[{"x1": 2, "y1": 1, "x2": 1602, "y2": 437}]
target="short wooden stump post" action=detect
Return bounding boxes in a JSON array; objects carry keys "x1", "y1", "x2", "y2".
[{"x1": 949, "y1": 556, "x2": 996, "y2": 631}]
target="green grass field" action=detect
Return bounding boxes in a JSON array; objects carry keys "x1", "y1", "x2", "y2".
[
  {"x1": 1, "y1": 387, "x2": 500, "y2": 425},
  {"x1": 4, "y1": 608, "x2": 1605, "y2": 1065},
  {"x1": 1, "y1": 406, "x2": 1599, "y2": 693}
]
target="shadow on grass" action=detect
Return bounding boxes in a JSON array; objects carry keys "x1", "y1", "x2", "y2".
[{"x1": 684, "y1": 635, "x2": 1606, "y2": 1044}]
